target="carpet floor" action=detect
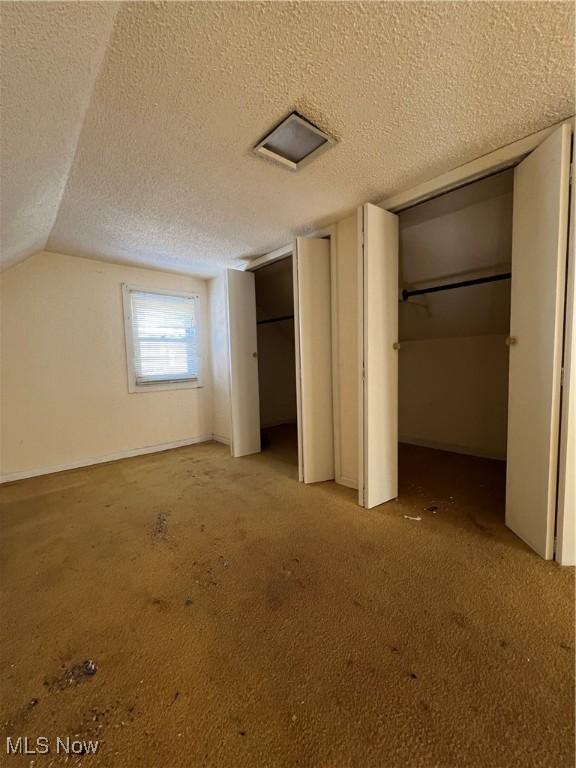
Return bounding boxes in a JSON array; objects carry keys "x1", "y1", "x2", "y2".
[{"x1": 0, "y1": 427, "x2": 574, "y2": 767}]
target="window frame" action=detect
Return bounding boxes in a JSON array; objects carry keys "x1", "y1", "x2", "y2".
[{"x1": 121, "y1": 283, "x2": 203, "y2": 393}]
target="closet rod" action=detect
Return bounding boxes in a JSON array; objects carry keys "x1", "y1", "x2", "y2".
[
  {"x1": 402, "y1": 272, "x2": 511, "y2": 301},
  {"x1": 257, "y1": 314, "x2": 294, "y2": 325}
]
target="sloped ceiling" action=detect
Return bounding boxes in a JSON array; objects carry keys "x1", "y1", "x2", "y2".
[
  {"x1": 0, "y1": 1, "x2": 119, "y2": 271},
  {"x1": 1, "y1": 1, "x2": 574, "y2": 277}
]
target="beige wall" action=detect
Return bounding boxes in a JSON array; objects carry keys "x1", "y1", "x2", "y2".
[
  {"x1": 333, "y1": 213, "x2": 359, "y2": 488},
  {"x1": 399, "y1": 335, "x2": 509, "y2": 459},
  {"x1": 1, "y1": 251, "x2": 212, "y2": 479},
  {"x1": 208, "y1": 273, "x2": 231, "y2": 443}
]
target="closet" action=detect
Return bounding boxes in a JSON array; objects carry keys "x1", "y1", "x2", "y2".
[
  {"x1": 398, "y1": 170, "x2": 513, "y2": 463},
  {"x1": 395, "y1": 170, "x2": 513, "y2": 528},
  {"x1": 253, "y1": 257, "x2": 298, "y2": 462},
  {"x1": 226, "y1": 234, "x2": 335, "y2": 483},
  {"x1": 358, "y1": 121, "x2": 571, "y2": 561}
]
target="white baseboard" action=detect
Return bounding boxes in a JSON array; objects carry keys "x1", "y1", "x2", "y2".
[
  {"x1": 336, "y1": 475, "x2": 359, "y2": 490},
  {"x1": 399, "y1": 437, "x2": 506, "y2": 462},
  {"x1": 260, "y1": 419, "x2": 298, "y2": 429},
  {"x1": 212, "y1": 433, "x2": 230, "y2": 446},
  {"x1": 0, "y1": 434, "x2": 214, "y2": 484}
]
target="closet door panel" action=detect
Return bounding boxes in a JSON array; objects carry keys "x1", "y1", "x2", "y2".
[
  {"x1": 295, "y1": 237, "x2": 334, "y2": 483},
  {"x1": 227, "y1": 269, "x2": 261, "y2": 457},
  {"x1": 506, "y1": 124, "x2": 571, "y2": 558},
  {"x1": 359, "y1": 203, "x2": 399, "y2": 508}
]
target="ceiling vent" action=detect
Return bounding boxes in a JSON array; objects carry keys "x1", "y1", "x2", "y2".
[{"x1": 253, "y1": 111, "x2": 336, "y2": 171}]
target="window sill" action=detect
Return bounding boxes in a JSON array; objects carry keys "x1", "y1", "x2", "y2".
[{"x1": 128, "y1": 379, "x2": 204, "y2": 394}]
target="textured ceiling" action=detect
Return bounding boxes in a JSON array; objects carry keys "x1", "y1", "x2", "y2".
[
  {"x1": 1, "y1": 1, "x2": 574, "y2": 277},
  {"x1": 0, "y1": 1, "x2": 118, "y2": 270}
]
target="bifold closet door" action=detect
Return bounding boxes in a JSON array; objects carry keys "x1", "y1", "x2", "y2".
[
  {"x1": 358, "y1": 203, "x2": 399, "y2": 509},
  {"x1": 294, "y1": 237, "x2": 334, "y2": 483},
  {"x1": 227, "y1": 269, "x2": 261, "y2": 458},
  {"x1": 506, "y1": 123, "x2": 571, "y2": 559}
]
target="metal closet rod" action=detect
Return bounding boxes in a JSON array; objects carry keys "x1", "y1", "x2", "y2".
[
  {"x1": 257, "y1": 314, "x2": 294, "y2": 325},
  {"x1": 402, "y1": 272, "x2": 511, "y2": 301}
]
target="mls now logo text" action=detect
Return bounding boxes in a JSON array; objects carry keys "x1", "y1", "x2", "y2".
[{"x1": 6, "y1": 736, "x2": 99, "y2": 755}]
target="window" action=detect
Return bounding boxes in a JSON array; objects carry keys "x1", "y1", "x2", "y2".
[{"x1": 122, "y1": 285, "x2": 201, "y2": 392}]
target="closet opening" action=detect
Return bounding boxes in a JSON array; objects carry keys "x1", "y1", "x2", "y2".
[
  {"x1": 397, "y1": 168, "x2": 514, "y2": 528},
  {"x1": 253, "y1": 256, "x2": 298, "y2": 467}
]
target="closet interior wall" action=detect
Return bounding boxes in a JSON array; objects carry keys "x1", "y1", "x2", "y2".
[{"x1": 254, "y1": 257, "x2": 297, "y2": 430}]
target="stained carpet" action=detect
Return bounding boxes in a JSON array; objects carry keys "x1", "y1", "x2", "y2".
[{"x1": 0, "y1": 428, "x2": 574, "y2": 767}]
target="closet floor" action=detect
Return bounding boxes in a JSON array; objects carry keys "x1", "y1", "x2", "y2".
[
  {"x1": 0, "y1": 441, "x2": 573, "y2": 768},
  {"x1": 260, "y1": 422, "x2": 298, "y2": 468},
  {"x1": 398, "y1": 441, "x2": 506, "y2": 528}
]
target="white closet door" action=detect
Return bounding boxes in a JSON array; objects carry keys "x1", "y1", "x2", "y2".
[
  {"x1": 295, "y1": 237, "x2": 334, "y2": 483},
  {"x1": 506, "y1": 123, "x2": 571, "y2": 559},
  {"x1": 556, "y1": 127, "x2": 576, "y2": 567},
  {"x1": 227, "y1": 269, "x2": 261, "y2": 457},
  {"x1": 359, "y1": 203, "x2": 399, "y2": 509}
]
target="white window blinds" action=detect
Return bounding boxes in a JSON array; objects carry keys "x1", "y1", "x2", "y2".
[{"x1": 127, "y1": 289, "x2": 199, "y2": 384}]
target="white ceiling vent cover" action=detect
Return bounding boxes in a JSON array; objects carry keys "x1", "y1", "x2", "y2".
[{"x1": 253, "y1": 112, "x2": 336, "y2": 171}]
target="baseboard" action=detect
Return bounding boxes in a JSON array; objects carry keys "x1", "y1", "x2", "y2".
[
  {"x1": 212, "y1": 433, "x2": 230, "y2": 446},
  {"x1": 260, "y1": 419, "x2": 298, "y2": 429},
  {"x1": 399, "y1": 437, "x2": 506, "y2": 461},
  {"x1": 336, "y1": 475, "x2": 359, "y2": 490},
  {"x1": 0, "y1": 434, "x2": 214, "y2": 484}
]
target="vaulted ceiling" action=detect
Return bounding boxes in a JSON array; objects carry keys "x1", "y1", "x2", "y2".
[{"x1": 1, "y1": 1, "x2": 574, "y2": 277}]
